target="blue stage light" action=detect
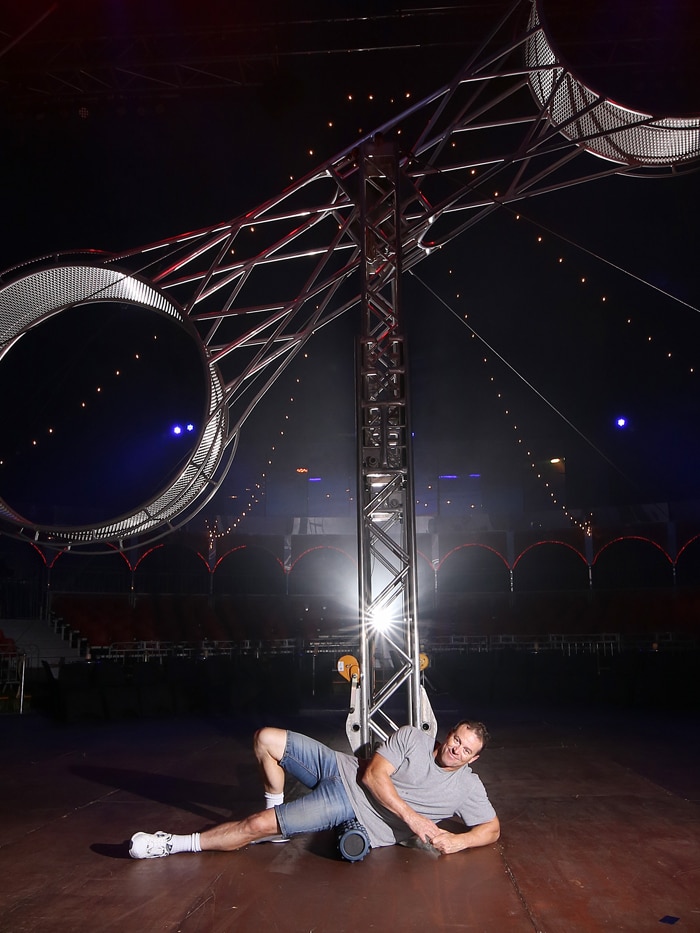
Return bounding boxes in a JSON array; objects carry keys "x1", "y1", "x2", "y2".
[
  {"x1": 616, "y1": 416, "x2": 627, "y2": 429},
  {"x1": 171, "y1": 423, "x2": 195, "y2": 437}
]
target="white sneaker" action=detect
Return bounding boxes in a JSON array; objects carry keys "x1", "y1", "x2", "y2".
[{"x1": 129, "y1": 831, "x2": 173, "y2": 859}]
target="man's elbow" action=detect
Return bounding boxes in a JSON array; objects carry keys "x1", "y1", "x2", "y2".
[
  {"x1": 359, "y1": 769, "x2": 376, "y2": 794},
  {"x1": 486, "y1": 817, "x2": 500, "y2": 843},
  {"x1": 470, "y1": 817, "x2": 499, "y2": 846},
  {"x1": 359, "y1": 758, "x2": 383, "y2": 790}
]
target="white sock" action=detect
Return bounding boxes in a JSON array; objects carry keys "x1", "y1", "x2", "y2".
[
  {"x1": 168, "y1": 832, "x2": 201, "y2": 854},
  {"x1": 264, "y1": 791, "x2": 284, "y2": 809}
]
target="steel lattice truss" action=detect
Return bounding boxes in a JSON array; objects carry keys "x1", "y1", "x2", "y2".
[
  {"x1": 3, "y1": 0, "x2": 698, "y2": 551},
  {"x1": 2, "y1": 0, "x2": 699, "y2": 743}
]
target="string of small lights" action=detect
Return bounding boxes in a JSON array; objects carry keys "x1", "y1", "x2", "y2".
[
  {"x1": 0, "y1": 335, "x2": 154, "y2": 469},
  {"x1": 206, "y1": 81, "x2": 416, "y2": 543},
  {"x1": 507, "y1": 209, "x2": 700, "y2": 379},
  {"x1": 407, "y1": 199, "x2": 700, "y2": 533},
  {"x1": 287, "y1": 89, "x2": 416, "y2": 183},
  {"x1": 409, "y1": 269, "x2": 596, "y2": 534},
  {"x1": 309, "y1": 80, "x2": 700, "y2": 383},
  {"x1": 13, "y1": 83, "x2": 694, "y2": 538},
  {"x1": 294, "y1": 90, "x2": 596, "y2": 529},
  {"x1": 204, "y1": 353, "x2": 312, "y2": 543}
]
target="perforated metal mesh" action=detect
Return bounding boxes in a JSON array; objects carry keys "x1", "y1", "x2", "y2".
[
  {"x1": 0, "y1": 264, "x2": 228, "y2": 545},
  {"x1": 0, "y1": 265, "x2": 178, "y2": 347},
  {"x1": 526, "y1": 2, "x2": 700, "y2": 166}
]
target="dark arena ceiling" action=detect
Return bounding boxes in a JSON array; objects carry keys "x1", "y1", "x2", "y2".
[{"x1": 3, "y1": 1, "x2": 700, "y2": 117}]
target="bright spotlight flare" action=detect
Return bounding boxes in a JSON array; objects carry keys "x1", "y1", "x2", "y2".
[{"x1": 370, "y1": 609, "x2": 395, "y2": 635}]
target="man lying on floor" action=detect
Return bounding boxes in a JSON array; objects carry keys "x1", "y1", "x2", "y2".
[{"x1": 129, "y1": 719, "x2": 500, "y2": 858}]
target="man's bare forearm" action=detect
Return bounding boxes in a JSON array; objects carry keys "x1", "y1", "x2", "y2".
[
  {"x1": 361, "y1": 760, "x2": 440, "y2": 841},
  {"x1": 361, "y1": 752, "x2": 500, "y2": 855},
  {"x1": 430, "y1": 816, "x2": 500, "y2": 855}
]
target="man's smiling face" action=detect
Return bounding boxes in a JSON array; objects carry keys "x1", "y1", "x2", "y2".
[{"x1": 435, "y1": 725, "x2": 483, "y2": 771}]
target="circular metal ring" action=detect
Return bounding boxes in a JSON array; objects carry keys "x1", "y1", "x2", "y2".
[
  {"x1": 527, "y1": 1, "x2": 700, "y2": 167},
  {"x1": 0, "y1": 264, "x2": 229, "y2": 548}
]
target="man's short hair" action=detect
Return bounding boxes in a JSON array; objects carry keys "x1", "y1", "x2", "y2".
[{"x1": 451, "y1": 719, "x2": 491, "y2": 749}]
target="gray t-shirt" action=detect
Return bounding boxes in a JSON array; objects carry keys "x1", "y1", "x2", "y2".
[{"x1": 335, "y1": 725, "x2": 496, "y2": 848}]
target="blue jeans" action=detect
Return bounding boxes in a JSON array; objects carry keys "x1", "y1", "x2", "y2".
[{"x1": 275, "y1": 731, "x2": 357, "y2": 837}]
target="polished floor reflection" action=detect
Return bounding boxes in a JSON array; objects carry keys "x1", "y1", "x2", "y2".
[{"x1": 0, "y1": 699, "x2": 698, "y2": 932}]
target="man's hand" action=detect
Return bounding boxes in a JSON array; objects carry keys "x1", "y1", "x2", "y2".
[
  {"x1": 425, "y1": 829, "x2": 464, "y2": 855},
  {"x1": 426, "y1": 817, "x2": 501, "y2": 855},
  {"x1": 406, "y1": 813, "x2": 443, "y2": 846}
]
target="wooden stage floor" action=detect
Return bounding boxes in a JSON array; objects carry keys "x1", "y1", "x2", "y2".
[{"x1": 0, "y1": 699, "x2": 698, "y2": 932}]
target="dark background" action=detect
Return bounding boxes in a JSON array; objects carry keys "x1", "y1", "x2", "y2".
[{"x1": 2, "y1": 0, "x2": 700, "y2": 529}]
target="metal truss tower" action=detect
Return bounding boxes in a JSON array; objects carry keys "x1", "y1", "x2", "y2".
[
  {"x1": 350, "y1": 138, "x2": 431, "y2": 754},
  {"x1": 1, "y1": 0, "x2": 699, "y2": 743}
]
